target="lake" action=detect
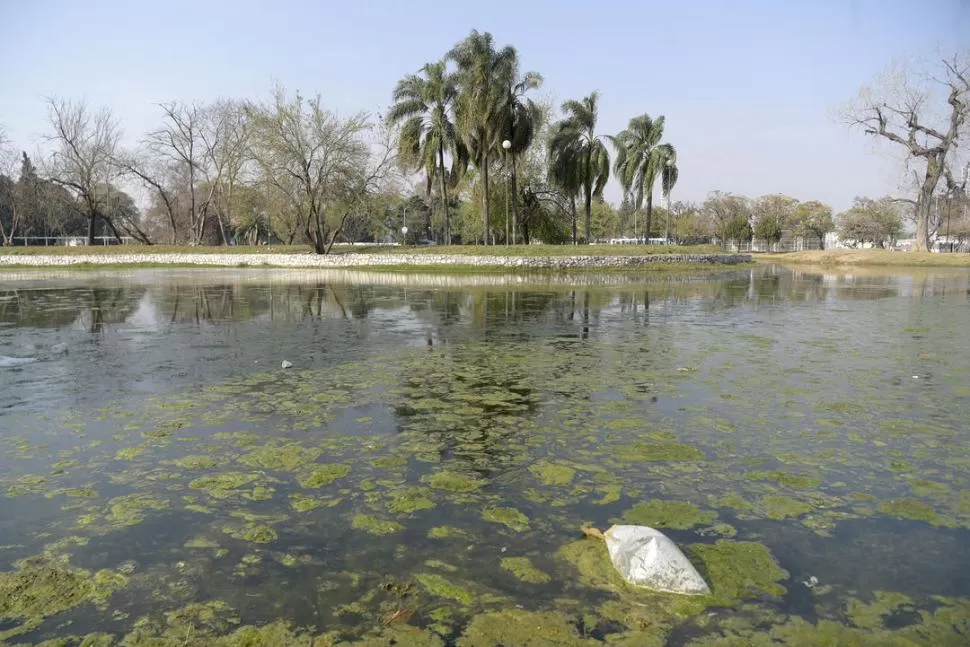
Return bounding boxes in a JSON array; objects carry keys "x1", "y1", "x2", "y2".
[{"x1": 1, "y1": 265, "x2": 969, "y2": 646}]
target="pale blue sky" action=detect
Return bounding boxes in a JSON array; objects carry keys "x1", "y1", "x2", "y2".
[{"x1": 1, "y1": 0, "x2": 967, "y2": 211}]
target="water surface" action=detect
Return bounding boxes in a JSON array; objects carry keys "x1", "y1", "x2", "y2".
[{"x1": 1, "y1": 266, "x2": 969, "y2": 645}]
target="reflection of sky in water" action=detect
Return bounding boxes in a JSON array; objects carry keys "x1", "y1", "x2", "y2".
[{"x1": 1, "y1": 267, "x2": 968, "y2": 414}]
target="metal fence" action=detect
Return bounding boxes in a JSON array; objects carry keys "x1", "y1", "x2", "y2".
[
  {"x1": 3, "y1": 236, "x2": 138, "y2": 246},
  {"x1": 725, "y1": 237, "x2": 826, "y2": 253}
]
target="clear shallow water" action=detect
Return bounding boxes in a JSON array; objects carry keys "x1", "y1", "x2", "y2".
[{"x1": 1, "y1": 266, "x2": 969, "y2": 645}]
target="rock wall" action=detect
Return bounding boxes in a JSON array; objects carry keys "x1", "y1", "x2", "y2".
[{"x1": 0, "y1": 253, "x2": 752, "y2": 269}]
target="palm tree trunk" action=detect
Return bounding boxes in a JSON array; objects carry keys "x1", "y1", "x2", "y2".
[
  {"x1": 571, "y1": 197, "x2": 578, "y2": 245},
  {"x1": 438, "y1": 143, "x2": 450, "y2": 245},
  {"x1": 481, "y1": 154, "x2": 491, "y2": 245},
  {"x1": 584, "y1": 184, "x2": 592, "y2": 244},
  {"x1": 645, "y1": 192, "x2": 654, "y2": 243}
]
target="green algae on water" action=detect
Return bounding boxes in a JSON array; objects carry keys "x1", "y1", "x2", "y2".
[
  {"x1": 372, "y1": 455, "x2": 408, "y2": 468},
  {"x1": 172, "y1": 454, "x2": 227, "y2": 470},
  {"x1": 760, "y1": 495, "x2": 813, "y2": 520},
  {"x1": 424, "y1": 470, "x2": 487, "y2": 492},
  {"x1": 621, "y1": 500, "x2": 718, "y2": 529},
  {"x1": 845, "y1": 591, "x2": 914, "y2": 629},
  {"x1": 352, "y1": 514, "x2": 403, "y2": 536},
  {"x1": 458, "y1": 609, "x2": 596, "y2": 646},
  {"x1": 239, "y1": 441, "x2": 322, "y2": 471},
  {"x1": 0, "y1": 554, "x2": 128, "y2": 640},
  {"x1": 701, "y1": 523, "x2": 738, "y2": 538},
  {"x1": 223, "y1": 522, "x2": 279, "y2": 544},
  {"x1": 6, "y1": 474, "x2": 48, "y2": 498},
  {"x1": 386, "y1": 487, "x2": 436, "y2": 514},
  {"x1": 415, "y1": 572, "x2": 476, "y2": 605},
  {"x1": 428, "y1": 525, "x2": 474, "y2": 540},
  {"x1": 690, "y1": 540, "x2": 788, "y2": 603},
  {"x1": 298, "y1": 463, "x2": 351, "y2": 488},
  {"x1": 105, "y1": 493, "x2": 169, "y2": 527},
  {"x1": 189, "y1": 472, "x2": 260, "y2": 498},
  {"x1": 877, "y1": 498, "x2": 949, "y2": 526},
  {"x1": 529, "y1": 460, "x2": 576, "y2": 486},
  {"x1": 482, "y1": 506, "x2": 531, "y2": 531},
  {"x1": 351, "y1": 624, "x2": 445, "y2": 646},
  {"x1": 617, "y1": 441, "x2": 705, "y2": 462},
  {"x1": 744, "y1": 470, "x2": 822, "y2": 490},
  {"x1": 289, "y1": 493, "x2": 341, "y2": 512},
  {"x1": 500, "y1": 556, "x2": 551, "y2": 583},
  {"x1": 113, "y1": 445, "x2": 146, "y2": 461}
]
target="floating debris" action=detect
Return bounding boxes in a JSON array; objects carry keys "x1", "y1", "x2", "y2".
[{"x1": 603, "y1": 525, "x2": 711, "y2": 595}]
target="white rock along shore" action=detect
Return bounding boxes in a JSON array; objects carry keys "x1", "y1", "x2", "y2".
[{"x1": 0, "y1": 252, "x2": 752, "y2": 269}]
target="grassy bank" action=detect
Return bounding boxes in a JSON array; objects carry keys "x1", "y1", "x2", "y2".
[
  {"x1": 755, "y1": 249, "x2": 970, "y2": 268},
  {"x1": 0, "y1": 243, "x2": 721, "y2": 257}
]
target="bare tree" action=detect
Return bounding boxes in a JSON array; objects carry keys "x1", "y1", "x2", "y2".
[
  {"x1": 145, "y1": 102, "x2": 217, "y2": 244},
  {"x1": 247, "y1": 85, "x2": 396, "y2": 253},
  {"x1": 0, "y1": 125, "x2": 13, "y2": 171},
  {"x1": 204, "y1": 99, "x2": 251, "y2": 244},
  {"x1": 121, "y1": 100, "x2": 243, "y2": 245},
  {"x1": 116, "y1": 151, "x2": 179, "y2": 243},
  {"x1": 845, "y1": 54, "x2": 970, "y2": 252},
  {"x1": 101, "y1": 184, "x2": 153, "y2": 244},
  {"x1": 42, "y1": 98, "x2": 124, "y2": 245},
  {"x1": 0, "y1": 132, "x2": 20, "y2": 244}
]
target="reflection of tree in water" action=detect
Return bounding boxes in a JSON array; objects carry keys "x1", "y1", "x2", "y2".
[
  {"x1": 0, "y1": 286, "x2": 145, "y2": 330},
  {"x1": 827, "y1": 275, "x2": 898, "y2": 301},
  {"x1": 162, "y1": 283, "x2": 268, "y2": 324},
  {"x1": 391, "y1": 345, "x2": 545, "y2": 472},
  {"x1": 158, "y1": 282, "x2": 373, "y2": 324},
  {"x1": 614, "y1": 290, "x2": 650, "y2": 326},
  {"x1": 78, "y1": 287, "x2": 146, "y2": 333},
  {"x1": 294, "y1": 283, "x2": 376, "y2": 320}
]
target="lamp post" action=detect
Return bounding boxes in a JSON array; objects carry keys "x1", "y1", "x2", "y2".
[
  {"x1": 502, "y1": 140, "x2": 512, "y2": 246},
  {"x1": 401, "y1": 205, "x2": 408, "y2": 244}
]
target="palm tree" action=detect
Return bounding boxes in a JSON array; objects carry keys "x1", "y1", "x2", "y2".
[
  {"x1": 611, "y1": 114, "x2": 677, "y2": 242},
  {"x1": 500, "y1": 71, "x2": 543, "y2": 244},
  {"x1": 548, "y1": 133, "x2": 583, "y2": 244},
  {"x1": 387, "y1": 61, "x2": 467, "y2": 245},
  {"x1": 448, "y1": 30, "x2": 517, "y2": 245},
  {"x1": 549, "y1": 92, "x2": 610, "y2": 243}
]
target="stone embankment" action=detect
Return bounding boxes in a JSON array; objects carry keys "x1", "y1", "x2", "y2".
[{"x1": 0, "y1": 252, "x2": 751, "y2": 269}]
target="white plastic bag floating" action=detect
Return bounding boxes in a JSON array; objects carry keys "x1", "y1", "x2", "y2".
[{"x1": 604, "y1": 524, "x2": 710, "y2": 595}]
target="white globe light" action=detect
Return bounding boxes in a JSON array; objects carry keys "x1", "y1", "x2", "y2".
[
  {"x1": 401, "y1": 226, "x2": 408, "y2": 236},
  {"x1": 502, "y1": 140, "x2": 511, "y2": 150}
]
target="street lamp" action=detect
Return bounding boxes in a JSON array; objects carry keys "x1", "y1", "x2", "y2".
[
  {"x1": 502, "y1": 140, "x2": 512, "y2": 246},
  {"x1": 401, "y1": 205, "x2": 408, "y2": 243}
]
